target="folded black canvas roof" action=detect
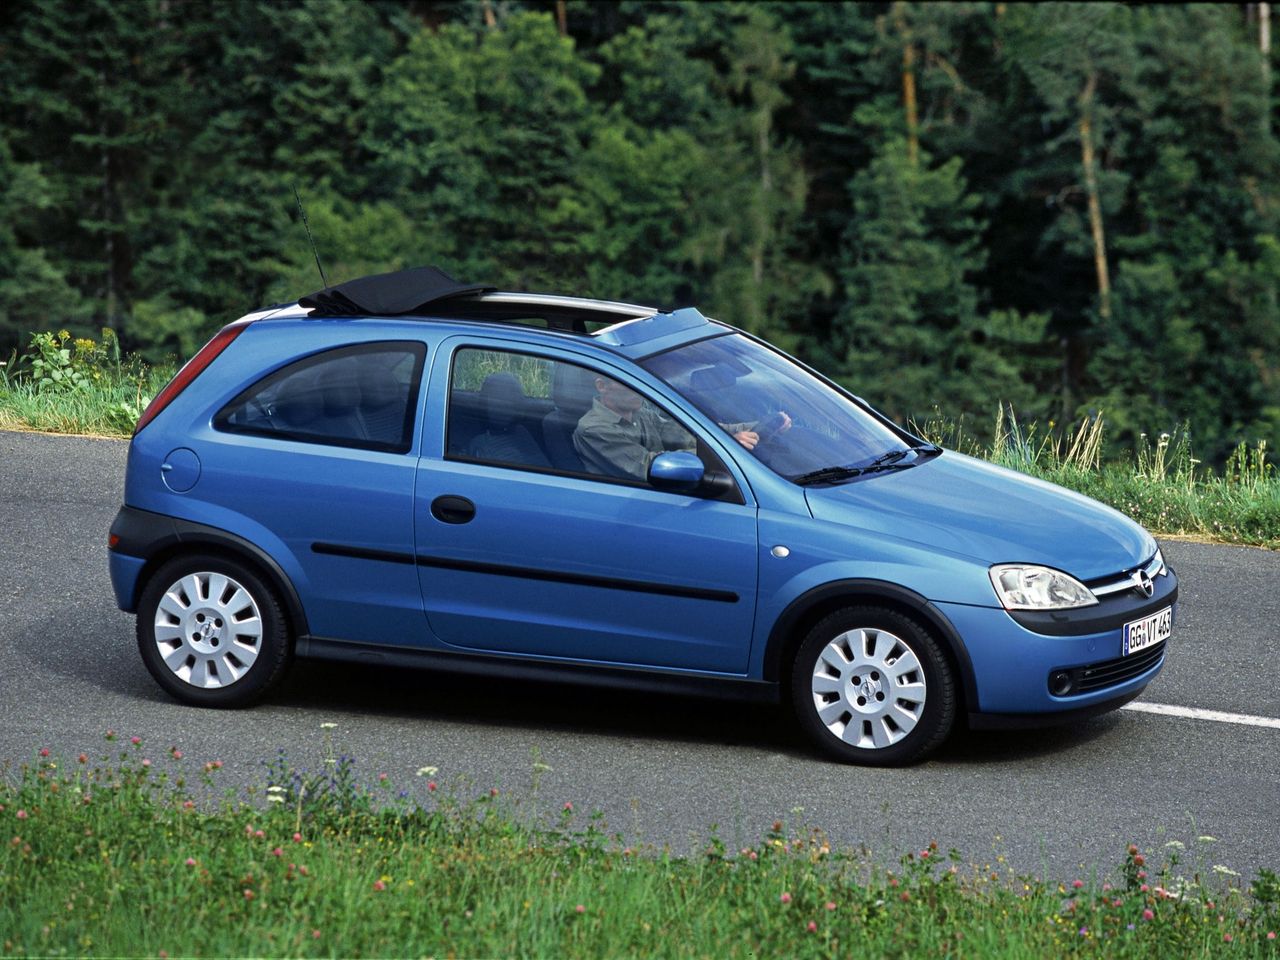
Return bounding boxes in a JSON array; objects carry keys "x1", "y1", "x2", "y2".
[{"x1": 299, "y1": 266, "x2": 494, "y2": 317}]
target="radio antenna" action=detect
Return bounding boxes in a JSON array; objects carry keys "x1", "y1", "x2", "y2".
[{"x1": 293, "y1": 185, "x2": 329, "y2": 289}]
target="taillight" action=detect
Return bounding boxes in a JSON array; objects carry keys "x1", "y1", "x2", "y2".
[{"x1": 133, "y1": 318, "x2": 254, "y2": 435}]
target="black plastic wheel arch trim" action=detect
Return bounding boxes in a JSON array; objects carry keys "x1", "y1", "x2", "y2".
[
  {"x1": 109, "y1": 505, "x2": 310, "y2": 635},
  {"x1": 296, "y1": 635, "x2": 780, "y2": 704},
  {"x1": 761, "y1": 579, "x2": 980, "y2": 709}
]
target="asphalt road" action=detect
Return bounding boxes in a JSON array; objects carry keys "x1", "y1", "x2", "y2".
[{"x1": 2, "y1": 429, "x2": 1277, "y2": 882}]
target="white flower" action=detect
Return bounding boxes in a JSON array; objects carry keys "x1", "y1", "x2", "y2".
[
  {"x1": 266, "y1": 785, "x2": 285, "y2": 794},
  {"x1": 320, "y1": 722, "x2": 338, "y2": 730},
  {"x1": 267, "y1": 795, "x2": 284, "y2": 804},
  {"x1": 531, "y1": 762, "x2": 553, "y2": 773},
  {"x1": 1164, "y1": 840, "x2": 1185, "y2": 849},
  {"x1": 416, "y1": 766, "x2": 438, "y2": 777},
  {"x1": 1196, "y1": 835, "x2": 1217, "y2": 843},
  {"x1": 1212, "y1": 865, "x2": 1240, "y2": 877}
]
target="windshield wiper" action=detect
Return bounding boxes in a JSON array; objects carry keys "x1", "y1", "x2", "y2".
[
  {"x1": 790, "y1": 464, "x2": 866, "y2": 486},
  {"x1": 791, "y1": 449, "x2": 919, "y2": 487}
]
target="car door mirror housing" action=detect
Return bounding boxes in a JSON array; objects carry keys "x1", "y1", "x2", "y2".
[{"x1": 648, "y1": 451, "x2": 705, "y2": 491}]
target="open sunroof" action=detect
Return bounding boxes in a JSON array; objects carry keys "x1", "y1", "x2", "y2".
[{"x1": 299, "y1": 265, "x2": 494, "y2": 317}]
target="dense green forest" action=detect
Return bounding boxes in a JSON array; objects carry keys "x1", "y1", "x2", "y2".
[{"x1": 2, "y1": 1, "x2": 1277, "y2": 462}]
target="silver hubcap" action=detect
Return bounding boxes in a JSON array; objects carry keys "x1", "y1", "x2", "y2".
[
  {"x1": 153, "y1": 572, "x2": 263, "y2": 689},
  {"x1": 810, "y1": 627, "x2": 927, "y2": 750}
]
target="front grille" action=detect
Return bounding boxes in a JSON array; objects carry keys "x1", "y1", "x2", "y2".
[{"x1": 1054, "y1": 641, "x2": 1166, "y2": 695}]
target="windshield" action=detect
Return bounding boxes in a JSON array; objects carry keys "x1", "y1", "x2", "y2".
[{"x1": 642, "y1": 333, "x2": 912, "y2": 481}]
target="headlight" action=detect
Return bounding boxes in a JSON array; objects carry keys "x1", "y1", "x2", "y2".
[{"x1": 989, "y1": 564, "x2": 1098, "y2": 610}]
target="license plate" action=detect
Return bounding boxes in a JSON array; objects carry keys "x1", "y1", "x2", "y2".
[{"x1": 1123, "y1": 607, "x2": 1172, "y2": 656}]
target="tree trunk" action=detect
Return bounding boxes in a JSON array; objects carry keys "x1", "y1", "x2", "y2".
[
  {"x1": 1078, "y1": 71, "x2": 1111, "y2": 320},
  {"x1": 482, "y1": 0, "x2": 496, "y2": 29},
  {"x1": 555, "y1": 0, "x2": 567, "y2": 37},
  {"x1": 894, "y1": 3, "x2": 919, "y2": 166}
]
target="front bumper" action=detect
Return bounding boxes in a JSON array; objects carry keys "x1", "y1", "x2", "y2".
[{"x1": 937, "y1": 567, "x2": 1177, "y2": 718}]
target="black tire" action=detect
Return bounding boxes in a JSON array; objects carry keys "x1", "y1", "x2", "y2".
[
  {"x1": 789, "y1": 605, "x2": 955, "y2": 766},
  {"x1": 136, "y1": 553, "x2": 292, "y2": 707}
]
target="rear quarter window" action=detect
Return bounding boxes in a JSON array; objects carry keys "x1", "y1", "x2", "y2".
[{"x1": 214, "y1": 342, "x2": 426, "y2": 453}]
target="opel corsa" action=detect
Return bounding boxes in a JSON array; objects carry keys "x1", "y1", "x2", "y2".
[{"x1": 109, "y1": 267, "x2": 1177, "y2": 765}]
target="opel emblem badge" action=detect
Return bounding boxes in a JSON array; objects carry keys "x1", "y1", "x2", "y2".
[{"x1": 1135, "y1": 570, "x2": 1154, "y2": 599}]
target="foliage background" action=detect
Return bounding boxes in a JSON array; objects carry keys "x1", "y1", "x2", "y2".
[{"x1": 1, "y1": 0, "x2": 1277, "y2": 463}]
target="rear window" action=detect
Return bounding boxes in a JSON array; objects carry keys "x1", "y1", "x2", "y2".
[{"x1": 214, "y1": 342, "x2": 426, "y2": 453}]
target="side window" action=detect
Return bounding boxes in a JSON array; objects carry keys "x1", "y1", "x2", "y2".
[
  {"x1": 215, "y1": 342, "x2": 426, "y2": 454},
  {"x1": 446, "y1": 347, "x2": 696, "y2": 484}
]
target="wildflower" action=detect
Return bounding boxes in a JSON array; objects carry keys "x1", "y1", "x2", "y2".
[
  {"x1": 1142, "y1": 909, "x2": 1154, "y2": 921},
  {"x1": 1197, "y1": 835, "x2": 1217, "y2": 843},
  {"x1": 1137, "y1": 870, "x2": 1146, "y2": 880},
  {"x1": 105, "y1": 729, "x2": 116, "y2": 740},
  {"x1": 16, "y1": 810, "x2": 27, "y2": 820},
  {"x1": 78, "y1": 754, "x2": 87, "y2": 764},
  {"x1": 532, "y1": 761, "x2": 553, "y2": 773},
  {"x1": 427, "y1": 781, "x2": 437, "y2": 792},
  {"x1": 378, "y1": 772, "x2": 388, "y2": 781},
  {"x1": 185, "y1": 858, "x2": 197, "y2": 867},
  {"x1": 575, "y1": 904, "x2": 585, "y2": 914},
  {"x1": 1212, "y1": 865, "x2": 1239, "y2": 877},
  {"x1": 320, "y1": 722, "x2": 337, "y2": 730},
  {"x1": 131, "y1": 737, "x2": 141, "y2": 745},
  {"x1": 490, "y1": 788, "x2": 498, "y2": 797},
  {"x1": 807, "y1": 921, "x2": 817, "y2": 932},
  {"x1": 416, "y1": 766, "x2": 438, "y2": 777},
  {"x1": 142, "y1": 759, "x2": 151, "y2": 768},
  {"x1": 39, "y1": 748, "x2": 49, "y2": 757},
  {"x1": 1132, "y1": 854, "x2": 1145, "y2": 867},
  {"x1": 171, "y1": 749, "x2": 183, "y2": 760},
  {"x1": 1128, "y1": 844, "x2": 1138, "y2": 856},
  {"x1": 255, "y1": 829, "x2": 265, "y2": 839},
  {"x1": 1140, "y1": 884, "x2": 1149, "y2": 892},
  {"x1": 266, "y1": 785, "x2": 284, "y2": 794},
  {"x1": 780, "y1": 893, "x2": 792, "y2": 904},
  {"x1": 1268, "y1": 932, "x2": 1276, "y2": 940},
  {"x1": 272, "y1": 847, "x2": 283, "y2": 857},
  {"x1": 1223, "y1": 934, "x2": 1232, "y2": 943},
  {"x1": 313, "y1": 930, "x2": 321, "y2": 939},
  {"x1": 563, "y1": 802, "x2": 573, "y2": 812},
  {"x1": 748, "y1": 851, "x2": 758, "y2": 861},
  {"x1": 1079, "y1": 927, "x2": 1088, "y2": 936},
  {"x1": 243, "y1": 890, "x2": 254, "y2": 900},
  {"x1": 900, "y1": 891, "x2": 911, "y2": 902},
  {"x1": 293, "y1": 832, "x2": 302, "y2": 843},
  {"x1": 267, "y1": 796, "x2": 284, "y2": 804},
  {"x1": 373, "y1": 880, "x2": 386, "y2": 892},
  {"x1": 1072, "y1": 879, "x2": 1084, "y2": 889},
  {"x1": 825, "y1": 902, "x2": 836, "y2": 911}
]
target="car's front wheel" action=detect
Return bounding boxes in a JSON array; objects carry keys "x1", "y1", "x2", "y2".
[
  {"x1": 790, "y1": 606, "x2": 955, "y2": 766},
  {"x1": 136, "y1": 554, "x2": 292, "y2": 707}
]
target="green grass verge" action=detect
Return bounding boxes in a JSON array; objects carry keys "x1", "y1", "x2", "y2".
[{"x1": 2, "y1": 736, "x2": 1279, "y2": 957}]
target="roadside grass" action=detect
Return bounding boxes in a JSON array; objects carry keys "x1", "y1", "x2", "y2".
[
  {"x1": 2, "y1": 736, "x2": 1278, "y2": 958},
  {"x1": 1, "y1": 330, "x2": 1277, "y2": 547}
]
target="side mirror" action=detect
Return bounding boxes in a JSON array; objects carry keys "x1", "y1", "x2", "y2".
[{"x1": 648, "y1": 451, "x2": 705, "y2": 492}]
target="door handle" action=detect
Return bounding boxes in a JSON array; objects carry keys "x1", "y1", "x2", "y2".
[{"x1": 431, "y1": 495, "x2": 476, "y2": 525}]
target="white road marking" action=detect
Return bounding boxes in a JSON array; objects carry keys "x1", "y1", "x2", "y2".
[{"x1": 1122, "y1": 702, "x2": 1280, "y2": 730}]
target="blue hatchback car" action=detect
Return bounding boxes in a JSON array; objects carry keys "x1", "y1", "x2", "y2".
[{"x1": 109, "y1": 267, "x2": 1176, "y2": 765}]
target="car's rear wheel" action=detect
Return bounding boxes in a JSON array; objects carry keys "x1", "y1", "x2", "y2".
[
  {"x1": 790, "y1": 606, "x2": 955, "y2": 766},
  {"x1": 136, "y1": 554, "x2": 292, "y2": 707}
]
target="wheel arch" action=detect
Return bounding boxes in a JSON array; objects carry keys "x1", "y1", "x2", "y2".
[
  {"x1": 761, "y1": 579, "x2": 978, "y2": 712},
  {"x1": 117, "y1": 508, "x2": 310, "y2": 640}
]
